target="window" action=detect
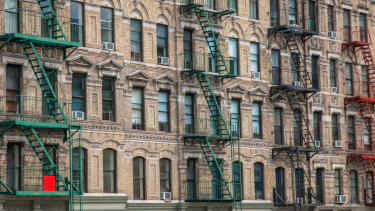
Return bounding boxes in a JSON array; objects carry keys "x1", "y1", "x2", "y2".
[
  {"x1": 270, "y1": 0, "x2": 279, "y2": 27},
  {"x1": 207, "y1": 0, "x2": 216, "y2": 10},
  {"x1": 293, "y1": 111, "x2": 302, "y2": 146},
  {"x1": 210, "y1": 97, "x2": 220, "y2": 136},
  {"x1": 208, "y1": 36, "x2": 217, "y2": 72},
  {"x1": 275, "y1": 167, "x2": 285, "y2": 205},
  {"x1": 185, "y1": 94, "x2": 194, "y2": 134},
  {"x1": 229, "y1": 0, "x2": 237, "y2": 12},
  {"x1": 157, "y1": 24, "x2": 168, "y2": 58},
  {"x1": 160, "y1": 158, "x2": 171, "y2": 193},
  {"x1": 360, "y1": 13, "x2": 367, "y2": 42},
  {"x1": 250, "y1": 43, "x2": 259, "y2": 74},
  {"x1": 252, "y1": 102, "x2": 262, "y2": 139},
  {"x1": 212, "y1": 161, "x2": 222, "y2": 199},
  {"x1": 42, "y1": 69, "x2": 57, "y2": 116},
  {"x1": 186, "y1": 159, "x2": 196, "y2": 200},
  {"x1": 101, "y1": 7, "x2": 113, "y2": 43},
  {"x1": 6, "y1": 65, "x2": 20, "y2": 113},
  {"x1": 350, "y1": 170, "x2": 357, "y2": 203},
  {"x1": 233, "y1": 161, "x2": 242, "y2": 199},
  {"x1": 70, "y1": 1, "x2": 84, "y2": 44},
  {"x1": 7, "y1": 144, "x2": 21, "y2": 191},
  {"x1": 183, "y1": 30, "x2": 192, "y2": 69},
  {"x1": 348, "y1": 116, "x2": 355, "y2": 149},
  {"x1": 332, "y1": 114, "x2": 338, "y2": 141},
  {"x1": 289, "y1": 0, "x2": 296, "y2": 25},
  {"x1": 72, "y1": 74, "x2": 85, "y2": 114},
  {"x1": 43, "y1": 145, "x2": 57, "y2": 176},
  {"x1": 73, "y1": 147, "x2": 87, "y2": 192},
  {"x1": 362, "y1": 66, "x2": 369, "y2": 97},
  {"x1": 158, "y1": 91, "x2": 169, "y2": 132},
  {"x1": 274, "y1": 108, "x2": 283, "y2": 144},
  {"x1": 343, "y1": 10, "x2": 350, "y2": 42},
  {"x1": 311, "y1": 56, "x2": 319, "y2": 89},
  {"x1": 5, "y1": 0, "x2": 18, "y2": 34},
  {"x1": 330, "y1": 60, "x2": 336, "y2": 88},
  {"x1": 102, "y1": 78, "x2": 115, "y2": 121},
  {"x1": 133, "y1": 157, "x2": 145, "y2": 199},
  {"x1": 41, "y1": 1, "x2": 52, "y2": 38},
  {"x1": 254, "y1": 162, "x2": 263, "y2": 199},
  {"x1": 295, "y1": 168, "x2": 304, "y2": 199},
  {"x1": 327, "y1": 5, "x2": 334, "y2": 32},
  {"x1": 334, "y1": 169, "x2": 340, "y2": 195},
  {"x1": 366, "y1": 171, "x2": 374, "y2": 203},
  {"x1": 313, "y1": 112, "x2": 320, "y2": 142},
  {"x1": 309, "y1": 1, "x2": 316, "y2": 31},
  {"x1": 132, "y1": 88, "x2": 144, "y2": 130},
  {"x1": 249, "y1": 0, "x2": 258, "y2": 19},
  {"x1": 229, "y1": 38, "x2": 238, "y2": 76},
  {"x1": 316, "y1": 168, "x2": 323, "y2": 203},
  {"x1": 364, "y1": 121, "x2": 371, "y2": 150},
  {"x1": 131, "y1": 19, "x2": 142, "y2": 61},
  {"x1": 345, "y1": 62, "x2": 353, "y2": 95},
  {"x1": 291, "y1": 53, "x2": 299, "y2": 82},
  {"x1": 231, "y1": 99, "x2": 240, "y2": 138},
  {"x1": 272, "y1": 49, "x2": 280, "y2": 85},
  {"x1": 103, "y1": 149, "x2": 116, "y2": 193}
]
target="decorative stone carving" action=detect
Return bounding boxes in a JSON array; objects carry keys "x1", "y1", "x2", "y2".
[
  {"x1": 154, "y1": 74, "x2": 178, "y2": 93},
  {"x1": 170, "y1": 95, "x2": 178, "y2": 102},
  {"x1": 329, "y1": 41, "x2": 338, "y2": 51},
  {"x1": 82, "y1": 122, "x2": 125, "y2": 132},
  {"x1": 118, "y1": 144, "x2": 125, "y2": 151},
  {"x1": 97, "y1": 60, "x2": 123, "y2": 79},
  {"x1": 147, "y1": 153, "x2": 159, "y2": 159},
  {"x1": 65, "y1": 76, "x2": 73, "y2": 83},
  {"x1": 40, "y1": 205, "x2": 66, "y2": 211},
  {"x1": 179, "y1": 162, "x2": 187, "y2": 169},
  {"x1": 248, "y1": 86, "x2": 268, "y2": 104},
  {"x1": 127, "y1": 70, "x2": 152, "y2": 90},
  {"x1": 125, "y1": 151, "x2": 132, "y2": 158},
  {"x1": 125, "y1": 132, "x2": 178, "y2": 142},
  {"x1": 172, "y1": 155, "x2": 179, "y2": 161},
  {"x1": 311, "y1": 38, "x2": 319, "y2": 48},
  {"x1": 269, "y1": 93, "x2": 287, "y2": 102},
  {"x1": 145, "y1": 92, "x2": 159, "y2": 100},
  {"x1": 313, "y1": 93, "x2": 322, "y2": 104},
  {"x1": 86, "y1": 78, "x2": 102, "y2": 87},
  {"x1": 66, "y1": 55, "x2": 94, "y2": 75},
  {"x1": 124, "y1": 89, "x2": 132, "y2": 97},
  {"x1": 89, "y1": 144, "x2": 102, "y2": 150},
  {"x1": 4, "y1": 205, "x2": 32, "y2": 211},
  {"x1": 241, "y1": 103, "x2": 252, "y2": 110},
  {"x1": 5, "y1": 42, "x2": 23, "y2": 54},
  {"x1": 115, "y1": 82, "x2": 125, "y2": 89},
  {"x1": 331, "y1": 96, "x2": 339, "y2": 106},
  {"x1": 227, "y1": 83, "x2": 247, "y2": 100}
]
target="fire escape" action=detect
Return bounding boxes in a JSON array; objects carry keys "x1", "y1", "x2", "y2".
[
  {"x1": 268, "y1": 24, "x2": 323, "y2": 209},
  {"x1": 344, "y1": 27, "x2": 375, "y2": 206},
  {"x1": 180, "y1": 0, "x2": 241, "y2": 210},
  {"x1": 0, "y1": 0, "x2": 83, "y2": 210}
]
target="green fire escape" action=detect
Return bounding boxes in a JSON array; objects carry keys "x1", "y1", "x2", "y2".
[
  {"x1": 180, "y1": 0, "x2": 241, "y2": 210},
  {"x1": 0, "y1": 0, "x2": 83, "y2": 210}
]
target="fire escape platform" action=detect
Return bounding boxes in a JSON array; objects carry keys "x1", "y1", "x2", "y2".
[
  {"x1": 268, "y1": 25, "x2": 318, "y2": 38},
  {"x1": 0, "y1": 120, "x2": 82, "y2": 130},
  {"x1": 4, "y1": 191, "x2": 82, "y2": 196},
  {"x1": 271, "y1": 85, "x2": 320, "y2": 94},
  {"x1": 342, "y1": 41, "x2": 369, "y2": 48},
  {"x1": 272, "y1": 146, "x2": 322, "y2": 160},
  {"x1": 344, "y1": 96, "x2": 375, "y2": 106}
]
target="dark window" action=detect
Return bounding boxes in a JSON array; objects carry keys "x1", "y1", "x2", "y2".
[
  {"x1": 362, "y1": 65, "x2": 369, "y2": 97},
  {"x1": 254, "y1": 162, "x2": 263, "y2": 199},
  {"x1": 343, "y1": 10, "x2": 350, "y2": 42},
  {"x1": 291, "y1": 53, "x2": 299, "y2": 83},
  {"x1": 229, "y1": 38, "x2": 239, "y2": 76},
  {"x1": 360, "y1": 13, "x2": 367, "y2": 42},
  {"x1": 289, "y1": 0, "x2": 296, "y2": 25},
  {"x1": 350, "y1": 170, "x2": 358, "y2": 203},
  {"x1": 101, "y1": 7, "x2": 113, "y2": 43},
  {"x1": 185, "y1": 95, "x2": 194, "y2": 134},
  {"x1": 211, "y1": 161, "x2": 222, "y2": 199},
  {"x1": 251, "y1": 42, "x2": 259, "y2": 74},
  {"x1": 158, "y1": 91, "x2": 169, "y2": 132},
  {"x1": 272, "y1": 49, "x2": 280, "y2": 85},
  {"x1": 72, "y1": 74, "x2": 85, "y2": 113},
  {"x1": 131, "y1": 19, "x2": 142, "y2": 61},
  {"x1": 73, "y1": 147, "x2": 87, "y2": 192},
  {"x1": 233, "y1": 161, "x2": 242, "y2": 200},
  {"x1": 43, "y1": 145, "x2": 57, "y2": 176},
  {"x1": 249, "y1": 0, "x2": 258, "y2": 19},
  {"x1": 183, "y1": 30, "x2": 192, "y2": 69},
  {"x1": 348, "y1": 116, "x2": 355, "y2": 149},
  {"x1": 270, "y1": 0, "x2": 279, "y2": 27},
  {"x1": 313, "y1": 112, "x2": 320, "y2": 142},
  {"x1": 132, "y1": 88, "x2": 144, "y2": 130},
  {"x1": 293, "y1": 111, "x2": 302, "y2": 146},
  {"x1": 210, "y1": 97, "x2": 220, "y2": 136},
  {"x1": 364, "y1": 121, "x2": 371, "y2": 150},
  {"x1": 41, "y1": 1, "x2": 53, "y2": 38},
  {"x1": 311, "y1": 56, "x2": 319, "y2": 89},
  {"x1": 252, "y1": 102, "x2": 262, "y2": 139},
  {"x1": 103, "y1": 149, "x2": 116, "y2": 193},
  {"x1": 42, "y1": 69, "x2": 57, "y2": 116},
  {"x1": 309, "y1": 1, "x2": 316, "y2": 31},
  {"x1": 231, "y1": 99, "x2": 240, "y2": 138},
  {"x1": 133, "y1": 157, "x2": 145, "y2": 199},
  {"x1": 330, "y1": 60, "x2": 336, "y2": 88},
  {"x1": 186, "y1": 159, "x2": 196, "y2": 200},
  {"x1": 275, "y1": 167, "x2": 285, "y2": 205},
  {"x1": 332, "y1": 114, "x2": 338, "y2": 141},
  {"x1": 160, "y1": 158, "x2": 171, "y2": 192},
  {"x1": 274, "y1": 108, "x2": 283, "y2": 144},
  {"x1": 6, "y1": 65, "x2": 20, "y2": 113},
  {"x1": 316, "y1": 168, "x2": 323, "y2": 203},
  {"x1": 70, "y1": 1, "x2": 84, "y2": 45},
  {"x1": 6, "y1": 144, "x2": 21, "y2": 191},
  {"x1": 327, "y1": 5, "x2": 334, "y2": 32},
  {"x1": 334, "y1": 169, "x2": 340, "y2": 195},
  {"x1": 295, "y1": 168, "x2": 304, "y2": 199},
  {"x1": 102, "y1": 78, "x2": 115, "y2": 121},
  {"x1": 366, "y1": 171, "x2": 374, "y2": 203},
  {"x1": 345, "y1": 62, "x2": 353, "y2": 95},
  {"x1": 157, "y1": 24, "x2": 168, "y2": 58}
]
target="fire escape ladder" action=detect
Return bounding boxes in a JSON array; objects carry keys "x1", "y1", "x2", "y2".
[
  {"x1": 358, "y1": 101, "x2": 375, "y2": 148},
  {"x1": 361, "y1": 159, "x2": 375, "y2": 204},
  {"x1": 361, "y1": 45, "x2": 375, "y2": 96},
  {"x1": 37, "y1": 0, "x2": 67, "y2": 40}
]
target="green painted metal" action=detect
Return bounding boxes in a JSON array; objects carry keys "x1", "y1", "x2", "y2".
[
  {"x1": 0, "y1": 33, "x2": 81, "y2": 48},
  {"x1": 182, "y1": 180, "x2": 235, "y2": 202},
  {"x1": 15, "y1": 191, "x2": 81, "y2": 196},
  {"x1": 0, "y1": 123, "x2": 14, "y2": 138},
  {"x1": 0, "y1": 177, "x2": 13, "y2": 195}
]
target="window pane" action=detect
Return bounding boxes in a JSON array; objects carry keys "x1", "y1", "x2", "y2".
[
  {"x1": 71, "y1": 2, "x2": 83, "y2": 22},
  {"x1": 231, "y1": 100, "x2": 239, "y2": 114},
  {"x1": 101, "y1": 8, "x2": 112, "y2": 22},
  {"x1": 158, "y1": 92, "x2": 168, "y2": 102},
  {"x1": 103, "y1": 150, "x2": 115, "y2": 171},
  {"x1": 274, "y1": 109, "x2": 281, "y2": 126},
  {"x1": 132, "y1": 89, "x2": 143, "y2": 104},
  {"x1": 229, "y1": 39, "x2": 238, "y2": 58},
  {"x1": 130, "y1": 20, "x2": 140, "y2": 31},
  {"x1": 158, "y1": 112, "x2": 167, "y2": 122},
  {"x1": 157, "y1": 25, "x2": 167, "y2": 38},
  {"x1": 131, "y1": 31, "x2": 140, "y2": 41},
  {"x1": 272, "y1": 50, "x2": 279, "y2": 67},
  {"x1": 131, "y1": 41, "x2": 141, "y2": 52}
]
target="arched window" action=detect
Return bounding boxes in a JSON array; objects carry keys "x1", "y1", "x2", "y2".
[
  {"x1": 160, "y1": 158, "x2": 171, "y2": 193},
  {"x1": 254, "y1": 162, "x2": 263, "y2": 199},
  {"x1": 73, "y1": 147, "x2": 87, "y2": 192},
  {"x1": 350, "y1": 170, "x2": 357, "y2": 203},
  {"x1": 275, "y1": 167, "x2": 284, "y2": 205},
  {"x1": 133, "y1": 157, "x2": 145, "y2": 199},
  {"x1": 103, "y1": 149, "x2": 116, "y2": 193}
]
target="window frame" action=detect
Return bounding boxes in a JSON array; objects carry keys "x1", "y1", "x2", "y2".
[
  {"x1": 311, "y1": 56, "x2": 319, "y2": 89},
  {"x1": 272, "y1": 49, "x2": 280, "y2": 85},
  {"x1": 160, "y1": 158, "x2": 171, "y2": 193},
  {"x1": 229, "y1": 38, "x2": 239, "y2": 76},
  {"x1": 327, "y1": 5, "x2": 334, "y2": 32},
  {"x1": 252, "y1": 102, "x2": 262, "y2": 139},
  {"x1": 316, "y1": 168, "x2": 324, "y2": 203},
  {"x1": 289, "y1": 0, "x2": 297, "y2": 25},
  {"x1": 330, "y1": 60, "x2": 336, "y2": 88},
  {"x1": 185, "y1": 94, "x2": 194, "y2": 134},
  {"x1": 103, "y1": 149, "x2": 117, "y2": 193},
  {"x1": 158, "y1": 91, "x2": 170, "y2": 132},
  {"x1": 100, "y1": 7, "x2": 114, "y2": 43},
  {"x1": 332, "y1": 114, "x2": 338, "y2": 141},
  {"x1": 70, "y1": 1, "x2": 85, "y2": 45},
  {"x1": 249, "y1": 0, "x2": 258, "y2": 19},
  {"x1": 6, "y1": 143, "x2": 22, "y2": 191},
  {"x1": 309, "y1": 0, "x2": 316, "y2": 31},
  {"x1": 156, "y1": 24, "x2": 168, "y2": 58},
  {"x1": 350, "y1": 170, "x2": 358, "y2": 203},
  {"x1": 250, "y1": 42, "x2": 259, "y2": 74},
  {"x1": 334, "y1": 169, "x2": 341, "y2": 195},
  {"x1": 345, "y1": 62, "x2": 353, "y2": 95},
  {"x1": 133, "y1": 156, "x2": 145, "y2": 199},
  {"x1": 231, "y1": 99, "x2": 241, "y2": 138},
  {"x1": 274, "y1": 108, "x2": 283, "y2": 144},
  {"x1": 73, "y1": 147, "x2": 88, "y2": 192},
  {"x1": 130, "y1": 19, "x2": 143, "y2": 62},
  {"x1": 132, "y1": 88, "x2": 144, "y2": 130},
  {"x1": 186, "y1": 159, "x2": 196, "y2": 200},
  {"x1": 275, "y1": 167, "x2": 285, "y2": 205},
  {"x1": 183, "y1": 30, "x2": 192, "y2": 69},
  {"x1": 313, "y1": 112, "x2": 320, "y2": 142},
  {"x1": 102, "y1": 77, "x2": 115, "y2": 122},
  {"x1": 254, "y1": 162, "x2": 264, "y2": 200},
  {"x1": 270, "y1": 0, "x2": 279, "y2": 27},
  {"x1": 343, "y1": 9, "x2": 351, "y2": 42},
  {"x1": 72, "y1": 74, "x2": 86, "y2": 115},
  {"x1": 347, "y1": 116, "x2": 355, "y2": 149}
]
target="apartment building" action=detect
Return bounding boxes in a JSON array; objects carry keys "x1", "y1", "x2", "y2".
[{"x1": 0, "y1": 0, "x2": 375, "y2": 210}]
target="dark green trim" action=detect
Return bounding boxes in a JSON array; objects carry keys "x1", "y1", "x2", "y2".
[{"x1": 0, "y1": 33, "x2": 81, "y2": 48}]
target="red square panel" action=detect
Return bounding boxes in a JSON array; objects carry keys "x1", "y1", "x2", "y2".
[{"x1": 43, "y1": 176, "x2": 56, "y2": 191}]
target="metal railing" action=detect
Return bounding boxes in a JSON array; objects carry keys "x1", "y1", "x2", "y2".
[
  {"x1": 180, "y1": 0, "x2": 235, "y2": 12},
  {"x1": 273, "y1": 186, "x2": 323, "y2": 206},
  {"x1": 271, "y1": 68, "x2": 314, "y2": 89},
  {"x1": 343, "y1": 26, "x2": 372, "y2": 44},
  {"x1": 0, "y1": 8, "x2": 82, "y2": 43},
  {"x1": 182, "y1": 180, "x2": 235, "y2": 201},
  {"x1": 348, "y1": 81, "x2": 371, "y2": 97},
  {"x1": 0, "y1": 165, "x2": 67, "y2": 192},
  {"x1": 348, "y1": 141, "x2": 356, "y2": 150},
  {"x1": 0, "y1": 95, "x2": 81, "y2": 125}
]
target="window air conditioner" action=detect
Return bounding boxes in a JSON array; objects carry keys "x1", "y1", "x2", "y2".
[
  {"x1": 103, "y1": 112, "x2": 113, "y2": 121},
  {"x1": 293, "y1": 81, "x2": 301, "y2": 87},
  {"x1": 102, "y1": 42, "x2": 115, "y2": 51},
  {"x1": 291, "y1": 24, "x2": 299, "y2": 28},
  {"x1": 335, "y1": 195, "x2": 347, "y2": 203},
  {"x1": 158, "y1": 57, "x2": 170, "y2": 65},
  {"x1": 251, "y1": 71, "x2": 261, "y2": 79},
  {"x1": 334, "y1": 141, "x2": 342, "y2": 148},
  {"x1": 331, "y1": 87, "x2": 337, "y2": 93},
  {"x1": 296, "y1": 197, "x2": 303, "y2": 204},
  {"x1": 228, "y1": 8, "x2": 236, "y2": 13},
  {"x1": 314, "y1": 141, "x2": 320, "y2": 147},
  {"x1": 161, "y1": 192, "x2": 172, "y2": 200},
  {"x1": 329, "y1": 31, "x2": 337, "y2": 39},
  {"x1": 72, "y1": 111, "x2": 84, "y2": 119}
]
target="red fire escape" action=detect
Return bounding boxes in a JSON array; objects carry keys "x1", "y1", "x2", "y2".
[{"x1": 344, "y1": 27, "x2": 375, "y2": 205}]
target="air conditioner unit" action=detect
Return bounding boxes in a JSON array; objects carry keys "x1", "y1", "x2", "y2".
[
  {"x1": 329, "y1": 31, "x2": 337, "y2": 39},
  {"x1": 72, "y1": 111, "x2": 84, "y2": 119},
  {"x1": 334, "y1": 141, "x2": 342, "y2": 148},
  {"x1": 102, "y1": 42, "x2": 115, "y2": 51},
  {"x1": 331, "y1": 87, "x2": 337, "y2": 93},
  {"x1": 293, "y1": 81, "x2": 301, "y2": 87},
  {"x1": 335, "y1": 195, "x2": 347, "y2": 203},
  {"x1": 351, "y1": 195, "x2": 358, "y2": 203},
  {"x1": 103, "y1": 112, "x2": 113, "y2": 121},
  {"x1": 158, "y1": 57, "x2": 170, "y2": 65},
  {"x1": 314, "y1": 141, "x2": 320, "y2": 147},
  {"x1": 228, "y1": 8, "x2": 236, "y2": 13},
  {"x1": 296, "y1": 197, "x2": 303, "y2": 204},
  {"x1": 251, "y1": 71, "x2": 261, "y2": 79},
  {"x1": 161, "y1": 192, "x2": 172, "y2": 200},
  {"x1": 291, "y1": 24, "x2": 299, "y2": 28}
]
